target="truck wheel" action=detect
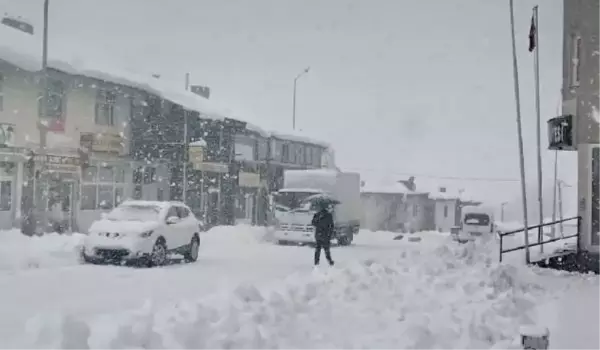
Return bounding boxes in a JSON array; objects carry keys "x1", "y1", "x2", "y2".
[{"x1": 338, "y1": 232, "x2": 353, "y2": 246}]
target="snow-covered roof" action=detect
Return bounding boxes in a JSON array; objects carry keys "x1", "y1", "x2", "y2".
[
  {"x1": 189, "y1": 140, "x2": 207, "y2": 147},
  {"x1": 0, "y1": 24, "x2": 332, "y2": 149},
  {"x1": 0, "y1": 25, "x2": 231, "y2": 120},
  {"x1": 278, "y1": 188, "x2": 329, "y2": 194},
  {"x1": 270, "y1": 130, "x2": 330, "y2": 148},
  {"x1": 360, "y1": 181, "x2": 410, "y2": 195}
]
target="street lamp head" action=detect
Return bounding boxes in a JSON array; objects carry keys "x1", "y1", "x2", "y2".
[{"x1": 304, "y1": 67, "x2": 310, "y2": 73}]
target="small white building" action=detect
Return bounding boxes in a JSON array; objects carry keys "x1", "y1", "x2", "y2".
[{"x1": 360, "y1": 181, "x2": 408, "y2": 232}]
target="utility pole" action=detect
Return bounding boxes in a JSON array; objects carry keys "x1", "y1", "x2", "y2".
[
  {"x1": 292, "y1": 67, "x2": 310, "y2": 130},
  {"x1": 531, "y1": 5, "x2": 544, "y2": 252},
  {"x1": 509, "y1": 0, "x2": 530, "y2": 263},
  {"x1": 182, "y1": 73, "x2": 190, "y2": 203}
]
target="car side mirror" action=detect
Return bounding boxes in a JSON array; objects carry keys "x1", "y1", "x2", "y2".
[{"x1": 166, "y1": 216, "x2": 179, "y2": 225}]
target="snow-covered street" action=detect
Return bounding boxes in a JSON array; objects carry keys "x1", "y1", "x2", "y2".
[
  {"x1": 0, "y1": 227, "x2": 441, "y2": 347},
  {"x1": 0, "y1": 226, "x2": 597, "y2": 349}
]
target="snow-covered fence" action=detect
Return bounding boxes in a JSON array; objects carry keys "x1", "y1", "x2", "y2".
[{"x1": 520, "y1": 325, "x2": 549, "y2": 350}]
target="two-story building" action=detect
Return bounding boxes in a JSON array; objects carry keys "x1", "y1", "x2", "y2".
[
  {"x1": 0, "y1": 51, "x2": 139, "y2": 234},
  {"x1": 561, "y1": 0, "x2": 599, "y2": 256}
]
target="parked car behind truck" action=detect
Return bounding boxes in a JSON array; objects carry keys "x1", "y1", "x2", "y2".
[{"x1": 272, "y1": 169, "x2": 361, "y2": 246}]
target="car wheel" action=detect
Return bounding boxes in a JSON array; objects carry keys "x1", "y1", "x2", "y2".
[
  {"x1": 184, "y1": 235, "x2": 200, "y2": 263},
  {"x1": 148, "y1": 239, "x2": 167, "y2": 267}
]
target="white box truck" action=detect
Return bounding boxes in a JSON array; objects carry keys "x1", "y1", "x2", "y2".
[{"x1": 271, "y1": 169, "x2": 361, "y2": 246}]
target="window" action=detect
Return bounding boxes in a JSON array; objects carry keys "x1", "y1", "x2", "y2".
[
  {"x1": 143, "y1": 167, "x2": 156, "y2": 184},
  {"x1": 312, "y1": 147, "x2": 321, "y2": 167},
  {"x1": 95, "y1": 90, "x2": 116, "y2": 125},
  {"x1": 0, "y1": 181, "x2": 11, "y2": 211},
  {"x1": 234, "y1": 134, "x2": 255, "y2": 161},
  {"x1": 38, "y1": 79, "x2": 65, "y2": 120},
  {"x1": 176, "y1": 206, "x2": 190, "y2": 218},
  {"x1": 0, "y1": 73, "x2": 4, "y2": 112},
  {"x1": 166, "y1": 206, "x2": 178, "y2": 219},
  {"x1": 305, "y1": 145, "x2": 313, "y2": 165},
  {"x1": 444, "y1": 205, "x2": 448, "y2": 218},
  {"x1": 288, "y1": 143, "x2": 296, "y2": 163},
  {"x1": 297, "y1": 145, "x2": 305, "y2": 165},
  {"x1": 282, "y1": 143, "x2": 290, "y2": 163},
  {"x1": 571, "y1": 34, "x2": 582, "y2": 86},
  {"x1": 257, "y1": 138, "x2": 268, "y2": 161},
  {"x1": 413, "y1": 204, "x2": 419, "y2": 218},
  {"x1": 81, "y1": 165, "x2": 126, "y2": 210}
]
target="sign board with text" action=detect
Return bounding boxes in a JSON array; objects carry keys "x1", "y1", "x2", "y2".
[
  {"x1": 547, "y1": 115, "x2": 576, "y2": 151},
  {"x1": 80, "y1": 132, "x2": 124, "y2": 154}
]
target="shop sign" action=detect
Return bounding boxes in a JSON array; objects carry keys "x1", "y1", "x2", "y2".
[
  {"x1": 239, "y1": 172, "x2": 260, "y2": 187},
  {"x1": 547, "y1": 115, "x2": 575, "y2": 151},
  {"x1": 189, "y1": 144, "x2": 205, "y2": 165},
  {"x1": 193, "y1": 162, "x2": 228, "y2": 173},
  {"x1": 34, "y1": 153, "x2": 81, "y2": 172},
  {"x1": 80, "y1": 132, "x2": 124, "y2": 154}
]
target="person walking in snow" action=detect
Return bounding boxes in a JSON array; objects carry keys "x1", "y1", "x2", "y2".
[{"x1": 311, "y1": 201, "x2": 335, "y2": 266}]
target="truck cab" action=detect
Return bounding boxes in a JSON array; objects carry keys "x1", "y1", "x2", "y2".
[{"x1": 270, "y1": 169, "x2": 361, "y2": 246}]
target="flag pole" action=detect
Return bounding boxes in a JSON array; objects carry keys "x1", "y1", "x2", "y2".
[
  {"x1": 509, "y1": 0, "x2": 530, "y2": 263},
  {"x1": 532, "y1": 5, "x2": 544, "y2": 252}
]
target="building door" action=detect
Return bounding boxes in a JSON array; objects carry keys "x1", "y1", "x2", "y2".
[
  {"x1": 61, "y1": 181, "x2": 75, "y2": 232},
  {"x1": 244, "y1": 193, "x2": 254, "y2": 224},
  {"x1": 424, "y1": 204, "x2": 436, "y2": 231}
]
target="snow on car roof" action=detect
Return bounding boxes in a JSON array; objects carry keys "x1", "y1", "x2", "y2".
[{"x1": 119, "y1": 200, "x2": 187, "y2": 209}]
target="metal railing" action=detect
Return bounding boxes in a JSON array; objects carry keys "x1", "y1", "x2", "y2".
[{"x1": 498, "y1": 216, "x2": 581, "y2": 263}]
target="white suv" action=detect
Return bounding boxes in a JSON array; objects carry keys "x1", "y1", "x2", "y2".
[{"x1": 82, "y1": 200, "x2": 202, "y2": 266}]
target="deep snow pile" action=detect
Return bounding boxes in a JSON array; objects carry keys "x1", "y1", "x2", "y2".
[
  {"x1": 20, "y1": 236, "x2": 566, "y2": 349},
  {"x1": 0, "y1": 229, "x2": 85, "y2": 271}
]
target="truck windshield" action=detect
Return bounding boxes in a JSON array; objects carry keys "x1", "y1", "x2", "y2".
[{"x1": 275, "y1": 191, "x2": 319, "y2": 211}]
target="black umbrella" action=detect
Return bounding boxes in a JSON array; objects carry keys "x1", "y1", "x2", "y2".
[{"x1": 304, "y1": 194, "x2": 340, "y2": 208}]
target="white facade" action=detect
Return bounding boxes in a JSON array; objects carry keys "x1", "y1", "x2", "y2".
[
  {"x1": 0, "y1": 60, "x2": 144, "y2": 233},
  {"x1": 433, "y1": 199, "x2": 457, "y2": 232}
]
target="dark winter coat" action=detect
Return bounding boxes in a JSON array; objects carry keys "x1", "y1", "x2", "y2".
[{"x1": 311, "y1": 209, "x2": 334, "y2": 242}]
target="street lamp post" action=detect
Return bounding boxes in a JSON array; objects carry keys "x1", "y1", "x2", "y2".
[
  {"x1": 500, "y1": 202, "x2": 508, "y2": 222},
  {"x1": 292, "y1": 67, "x2": 310, "y2": 130}
]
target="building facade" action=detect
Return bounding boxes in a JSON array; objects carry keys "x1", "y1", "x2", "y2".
[
  {"x1": 0, "y1": 60, "x2": 139, "y2": 234},
  {"x1": 562, "y1": 0, "x2": 599, "y2": 254}
]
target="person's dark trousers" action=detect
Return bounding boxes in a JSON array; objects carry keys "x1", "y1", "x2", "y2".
[{"x1": 314, "y1": 239, "x2": 334, "y2": 266}]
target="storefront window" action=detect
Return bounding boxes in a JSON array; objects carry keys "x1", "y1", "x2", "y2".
[
  {"x1": 81, "y1": 165, "x2": 126, "y2": 210},
  {"x1": 0, "y1": 181, "x2": 11, "y2": 211}
]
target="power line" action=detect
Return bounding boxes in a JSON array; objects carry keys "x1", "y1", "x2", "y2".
[{"x1": 346, "y1": 167, "x2": 521, "y2": 183}]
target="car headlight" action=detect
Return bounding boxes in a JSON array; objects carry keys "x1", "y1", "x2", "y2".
[{"x1": 139, "y1": 230, "x2": 153, "y2": 238}]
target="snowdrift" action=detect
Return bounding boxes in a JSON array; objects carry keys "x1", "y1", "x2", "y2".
[
  {"x1": 18, "y1": 236, "x2": 564, "y2": 349},
  {"x1": 0, "y1": 229, "x2": 85, "y2": 271}
]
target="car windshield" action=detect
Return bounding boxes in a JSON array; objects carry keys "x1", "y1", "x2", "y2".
[
  {"x1": 463, "y1": 213, "x2": 490, "y2": 226},
  {"x1": 106, "y1": 204, "x2": 161, "y2": 222},
  {"x1": 274, "y1": 191, "x2": 320, "y2": 211}
]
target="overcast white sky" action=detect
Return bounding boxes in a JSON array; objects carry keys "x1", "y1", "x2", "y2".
[{"x1": 0, "y1": 0, "x2": 577, "y2": 211}]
